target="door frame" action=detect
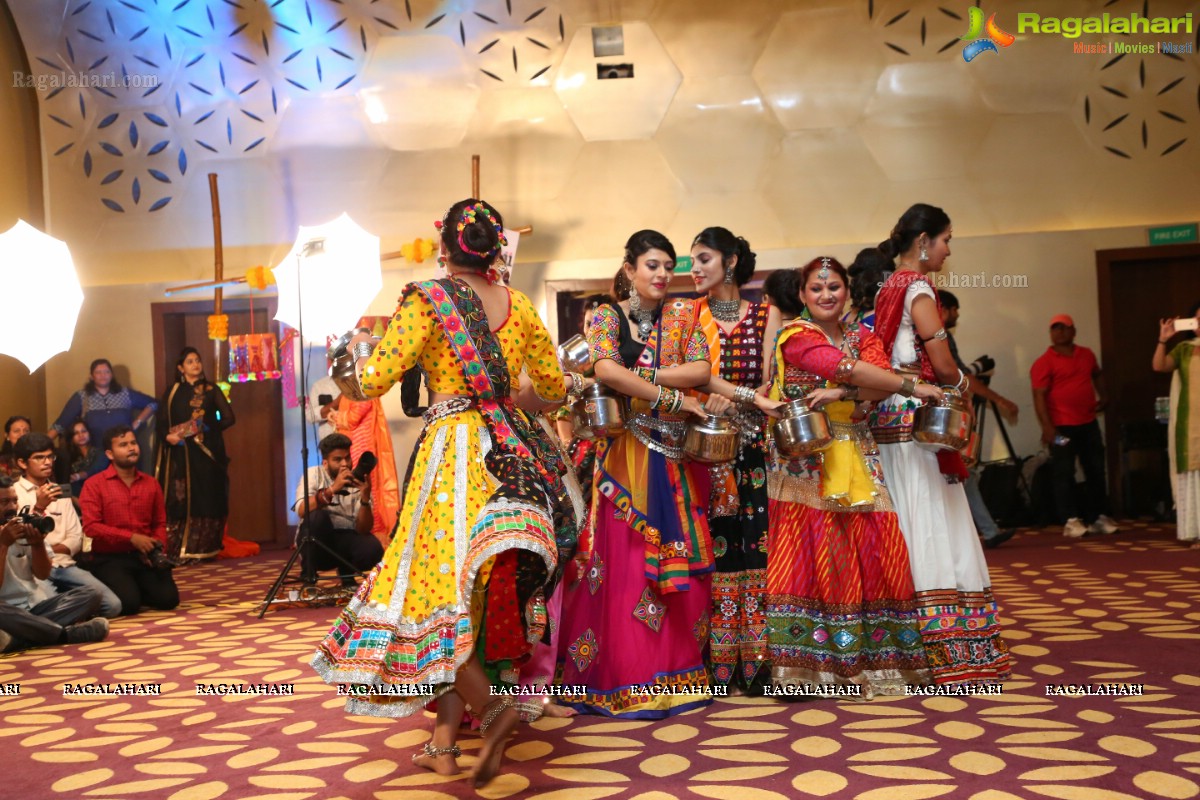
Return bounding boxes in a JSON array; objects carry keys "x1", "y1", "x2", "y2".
[
  {"x1": 150, "y1": 296, "x2": 289, "y2": 547},
  {"x1": 1096, "y1": 242, "x2": 1200, "y2": 515}
]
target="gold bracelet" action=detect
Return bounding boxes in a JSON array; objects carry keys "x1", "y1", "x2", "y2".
[{"x1": 898, "y1": 377, "x2": 915, "y2": 398}]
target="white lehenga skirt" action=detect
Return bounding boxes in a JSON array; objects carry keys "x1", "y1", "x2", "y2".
[{"x1": 874, "y1": 433, "x2": 1011, "y2": 684}]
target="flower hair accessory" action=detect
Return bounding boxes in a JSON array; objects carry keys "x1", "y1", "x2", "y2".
[{"x1": 456, "y1": 202, "x2": 508, "y2": 258}]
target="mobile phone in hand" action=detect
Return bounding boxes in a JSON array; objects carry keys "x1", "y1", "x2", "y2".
[
  {"x1": 318, "y1": 394, "x2": 334, "y2": 406},
  {"x1": 1175, "y1": 318, "x2": 1199, "y2": 332},
  {"x1": 56, "y1": 483, "x2": 73, "y2": 499}
]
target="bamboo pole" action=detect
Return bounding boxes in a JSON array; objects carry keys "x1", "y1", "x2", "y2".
[{"x1": 209, "y1": 173, "x2": 224, "y2": 381}]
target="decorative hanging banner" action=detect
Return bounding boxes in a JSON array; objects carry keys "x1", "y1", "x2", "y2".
[
  {"x1": 279, "y1": 326, "x2": 300, "y2": 408},
  {"x1": 228, "y1": 333, "x2": 281, "y2": 383}
]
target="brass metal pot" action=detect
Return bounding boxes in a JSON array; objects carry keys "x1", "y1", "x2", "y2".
[
  {"x1": 557, "y1": 334, "x2": 593, "y2": 376},
  {"x1": 683, "y1": 413, "x2": 741, "y2": 464},
  {"x1": 913, "y1": 388, "x2": 972, "y2": 451},
  {"x1": 771, "y1": 398, "x2": 833, "y2": 459},
  {"x1": 570, "y1": 383, "x2": 626, "y2": 439}
]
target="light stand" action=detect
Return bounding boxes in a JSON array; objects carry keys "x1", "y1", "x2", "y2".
[{"x1": 258, "y1": 238, "x2": 363, "y2": 616}]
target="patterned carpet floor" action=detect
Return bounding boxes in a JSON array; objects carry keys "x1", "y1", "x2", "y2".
[{"x1": 3, "y1": 520, "x2": 1199, "y2": 800}]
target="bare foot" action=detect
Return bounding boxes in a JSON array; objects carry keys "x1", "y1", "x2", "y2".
[
  {"x1": 540, "y1": 701, "x2": 577, "y2": 718},
  {"x1": 470, "y1": 703, "x2": 519, "y2": 788},
  {"x1": 412, "y1": 745, "x2": 460, "y2": 776}
]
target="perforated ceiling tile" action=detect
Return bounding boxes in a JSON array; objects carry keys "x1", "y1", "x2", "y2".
[
  {"x1": 554, "y1": 21, "x2": 681, "y2": 141},
  {"x1": 859, "y1": 63, "x2": 996, "y2": 182},
  {"x1": 554, "y1": 140, "x2": 686, "y2": 256},
  {"x1": 463, "y1": 88, "x2": 585, "y2": 202},
  {"x1": 752, "y1": 6, "x2": 885, "y2": 130},
  {"x1": 357, "y1": 35, "x2": 481, "y2": 151},
  {"x1": 762, "y1": 129, "x2": 889, "y2": 247},
  {"x1": 969, "y1": 114, "x2": 1096, "y2": 233},
  {"x1": 667, "y1": 192, "x2": 785, "y2": 256},
  {"x1": 655, "y1": 76, "x2": 783, "y2": 194},
  {"x1": 649, "y1": 0, "x2": 782, "y2": 80}
]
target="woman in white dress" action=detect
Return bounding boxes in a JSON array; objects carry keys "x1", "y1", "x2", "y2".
[{"x1": 869, "y1": 203, "x2": 1012, "y2": 685}]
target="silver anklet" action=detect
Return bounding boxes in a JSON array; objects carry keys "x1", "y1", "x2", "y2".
[{"x1": 420, "y1": 742, "x2": 462, "y2": 758}]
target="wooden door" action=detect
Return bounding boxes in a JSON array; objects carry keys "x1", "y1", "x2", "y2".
[
  {"x1": 152, "y1": 299, "x2": 289, "y2": 547},
  {"x1": 1096, "y1": 243, "x2": 1200, "y2": 516}
]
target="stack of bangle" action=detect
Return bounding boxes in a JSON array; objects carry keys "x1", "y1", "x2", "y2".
[
  {"x1": 733, "y1": 385, "x2": 756, "y2": 406},
  {"x1": 840, "y1": 384, "x2": 859, "y2": 401},
  {"x1": 652, "y1": 386, "x2": 684, "y2": 414},
  {"x1": 898, "y1": 377, "x2": 916, "y2": 398},
  {"x1": 954, "y1": 370, "x2": 970, "y2": 393},
  {"x1": 568, "y1": 372, "x2": 585, "y2": 399}
]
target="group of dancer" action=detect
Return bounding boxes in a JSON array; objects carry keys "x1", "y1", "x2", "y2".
[{"x1": 309, "y1": 198, "x2": 1012, "y2": 786}]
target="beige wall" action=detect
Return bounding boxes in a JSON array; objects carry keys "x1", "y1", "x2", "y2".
[{"x1": 0, "y1": 2, "x2": 46, "y2": 428}]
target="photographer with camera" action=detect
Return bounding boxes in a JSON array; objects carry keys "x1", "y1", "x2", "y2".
[
  {"x1": 79, "y1": 426, "x2": 180, "y2": 616},
  {"x1": 14, "y1": 433, "x2": 121, "y2": 617},
  {"x1": 940, "y1": 292, "x2": 1019, "y2": 549},
  {"x1": 0, "y1": 475, "x2": 109, "y2": 652},
  {"x1": 293, "y1": 433, "x2": 383, "y2": 587}
]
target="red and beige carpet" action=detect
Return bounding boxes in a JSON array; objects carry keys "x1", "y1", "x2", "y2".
[{"x1": 3, "y1": 520, "x2": 1199, "y2": 800}]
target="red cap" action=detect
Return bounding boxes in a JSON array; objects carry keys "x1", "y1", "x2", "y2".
[{"x1": 1049, "y1": 314, "x2": 1074, "y2": 328}]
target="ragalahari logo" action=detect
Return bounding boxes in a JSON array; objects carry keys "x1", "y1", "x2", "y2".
[{"x1": 960, "y1": 7, "x2": 1016, "y2": 62}]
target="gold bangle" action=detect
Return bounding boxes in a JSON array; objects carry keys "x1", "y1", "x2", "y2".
[{"x1": 898, "y1": 377, "x2": 915, "y2": 398}]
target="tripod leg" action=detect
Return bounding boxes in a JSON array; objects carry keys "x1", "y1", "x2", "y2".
[{"x1": 258, "y1": 541, "x2": 308, "y2": 618}]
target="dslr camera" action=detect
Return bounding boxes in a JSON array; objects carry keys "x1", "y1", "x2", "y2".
[
  {"x1": 16, "y1": 511, "x2": 55, "y2": 535},
  {"x1": 146, "y1": 540, "x2": 179, "y2": 570}
]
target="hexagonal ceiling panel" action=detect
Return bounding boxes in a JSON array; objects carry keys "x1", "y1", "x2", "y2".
[
  {"x1": 357, "y1": 35, "x2": 480, "y2": 151},
  {"x1": 554, "y1": 21, "x2": 680, "y2": 141},
  {"x1": 753, "y1": 5, "x2": 886, "y2": 130},
  {"x1": 655, "y1": 76, "x2": 783, "y2": 194}
]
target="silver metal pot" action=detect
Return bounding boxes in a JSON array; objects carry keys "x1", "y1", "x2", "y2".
[
  {"x1": 772, "y1": 398, "x2": 833, "y2": 459},
  {"x1": 683, "y1": 413, "x2": 741, "y2": 464},
  {"x1": 570, "y1": 383, "x2": 626, "y2": 439},
  {"x1": 557, "y1": 334, "x2": 594, "y2": 376},
  {"x1": 327, "y1": 329, "x2": 373, "y2": 402},
  {"x1": 913, "y1": 388, "x2": 972, "y2": 451}
]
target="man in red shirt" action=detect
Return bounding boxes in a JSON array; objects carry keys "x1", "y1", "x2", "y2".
[
  {"x1": 1030, "y1": 314, "x2": 1118, "y2": 538},
  {"x1": 80, "y1": 425, "x2": 180, "y2": 615}
]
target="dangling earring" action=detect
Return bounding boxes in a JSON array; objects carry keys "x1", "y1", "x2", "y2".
[
  {"x1": 724, "y1": 267, "x2": 734, "y2": 285},
  {"x1": 919, "y1": 243, "x2": 929, "y2": 262}
]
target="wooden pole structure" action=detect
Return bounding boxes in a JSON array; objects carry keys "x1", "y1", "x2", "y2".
[{"x1": 208, "y1": 173, "x2": 225, "y2": 381}]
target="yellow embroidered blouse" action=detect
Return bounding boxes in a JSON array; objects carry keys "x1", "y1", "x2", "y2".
[{"x1": 361, "y1": 285, "x2": 565, "y2": 401}]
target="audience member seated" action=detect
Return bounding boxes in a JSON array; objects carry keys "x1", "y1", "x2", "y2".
[
  {"x1": 14, "y1": 433, "x2": 122, "y2": 618},
  {"x1": 0, "y1": 415, "x2": 32, "y2": 479},
  {"x1": 0, "y1": 476, "x2": 108, "y2": 653},
  {"x1": 293, "y1": 433, "x2": 383, "y2": 586},
  {"x1": 79, "y1": 425, "x2": 180, "y2": 616}
]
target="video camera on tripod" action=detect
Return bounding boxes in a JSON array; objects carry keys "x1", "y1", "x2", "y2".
[{"x1": 965, "y1": 354, "x2": 996, "y2": 385}]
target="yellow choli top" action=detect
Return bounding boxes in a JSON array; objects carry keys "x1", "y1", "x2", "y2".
[{"x1": 360, "y1": 285, "x2": 565, "y2": 402}]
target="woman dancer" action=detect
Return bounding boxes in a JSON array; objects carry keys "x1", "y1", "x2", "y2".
[
  {"x1": 311, "y1": 199, "x2": 578, "y2": 787},
  {"x1": 156, "y1": 347, "x2": 236, "y2": 562},
  {"x1": 871, "y1": 203, "x2": 1012, "y2": 684},
  {"x1": 766, "y1": 257, "x2": 937, "y2": 696},
  {"x1": 688, "y1": 227, "x2": 781, "y2": 693},
  {"x1": 1153, "y1": 304, "x2": 1200, "y2": 548},
  {"x1": 557, "y1": 229, "x2": 719, "y2": 718}
]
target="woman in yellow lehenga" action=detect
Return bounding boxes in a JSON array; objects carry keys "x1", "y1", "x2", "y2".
[{"x1": 311, "y1": 199, "x2": 580, "y2": 787}]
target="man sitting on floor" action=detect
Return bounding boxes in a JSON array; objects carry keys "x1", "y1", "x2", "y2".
[
  {"x1": 80, "y1": 425, "x2": 180, "y2": 616},
  {"x1": 0, "y1": 476, "x2": 108, "y2": 652},
  {"x1": 14, "y1": 432, "x2": 121, "y2": 617},
  {"x1": 293, "y1": 433, "x2": 383, "y2": 586}
]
